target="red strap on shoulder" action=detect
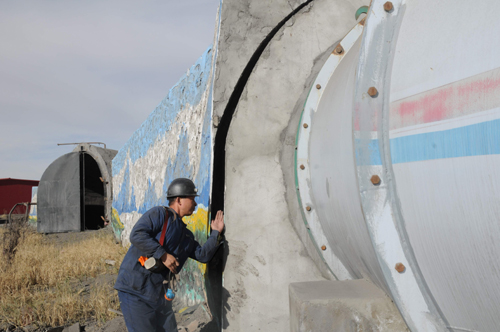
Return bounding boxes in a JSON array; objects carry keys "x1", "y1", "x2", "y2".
[{"x1": 159, "y1": 208, "x2": 170, "y2": 246}]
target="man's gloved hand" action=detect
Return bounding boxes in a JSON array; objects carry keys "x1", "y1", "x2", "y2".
[
  {"x1": 161, "y1": 252, "x2": 179, "y2": 274},
  {"x1": 211, "y1": 210, "x2": 225, "y2": 233}
]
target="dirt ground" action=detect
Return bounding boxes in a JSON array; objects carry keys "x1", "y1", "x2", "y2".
[{"x1": 0, "y1": 226, "x2": 212, "y2": 332}]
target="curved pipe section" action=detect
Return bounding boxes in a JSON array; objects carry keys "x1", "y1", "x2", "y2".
[
  {"x1": 295, "y1": 22, "x2": 366, "y2": 281},
  {"x1": 298, "y1": 0, "x2": 500, "y2": 330},
  {"x1": 352, "y1": 0, "x2": 448, "y2": 330}
]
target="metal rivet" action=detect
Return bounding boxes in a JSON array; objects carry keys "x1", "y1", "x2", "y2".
[
  {"x1": 321, "y1": 245, "x2": 327, "y2": 251},
  {"x1": 384, "y1": 1, "x2": 394, "y2": 12},
  {"x1": 316, "y1": 84, "x2": 321, "y2": 90},
  {"x1": 300, "y1": 165, "x2": 305, "y2": 170},
  {"x1": 306, "y1": 206, "x2": 311, "y2": 211},
  {"x1": 303, "y1": 123, "x2": 309, "y2": 128},
  {"x1": 368, "y1": 87, "x2": 378, "y2": 97},
  {"x1": 370, "y1": 175, "x2": 381, "y2": 185},
  {"x1": 334, "y1": 45, "x2": 344, "y2": 54},
  {"x1": 395, "y1": 262, "x2": 405, "y2": 273}
]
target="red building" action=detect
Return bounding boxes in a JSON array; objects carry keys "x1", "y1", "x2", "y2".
[{"x1": 0, "y1": 178, "x2": 39, "y2": 215}]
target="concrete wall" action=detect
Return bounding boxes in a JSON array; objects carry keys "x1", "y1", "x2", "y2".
[
  {"x1": 213, "y1": 0, "x2": 309, "y2": 119},
  {"x1": 290, "y1": 280, "x2": 409, "y2": 332}
]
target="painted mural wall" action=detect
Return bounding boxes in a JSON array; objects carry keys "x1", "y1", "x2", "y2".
[{"x1": 111, "y1": 44, "x2": 217, "y2": 305}]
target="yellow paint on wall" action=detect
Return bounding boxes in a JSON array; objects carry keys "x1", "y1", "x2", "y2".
[
  {"x1": 112, "y1": 207, "x2": 124, "y2": 229},
  {"x1": 182, "y1": 207, "x2": 208, "y2": 234},
  {"x1": 182, "y1": 207, "x2": 209, "y2": 275}
]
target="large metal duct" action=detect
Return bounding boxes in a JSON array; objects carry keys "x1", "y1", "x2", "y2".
[{"x1": 296, "y1": 0, "x2": 500, "y2": 330}]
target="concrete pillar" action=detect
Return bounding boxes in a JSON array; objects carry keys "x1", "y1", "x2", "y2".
[{"x1": 289, "y1": 280, "x2": 408, "y2": 332}]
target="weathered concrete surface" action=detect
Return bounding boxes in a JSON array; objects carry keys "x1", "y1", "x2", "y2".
[
  {"x1": 213, "y1": 0, "x2": 309, "y2": 119},
  {"x1": 290, "y1": 280, "x2": 408, "y2": 332},
  {"x1": 222, "y1": 0, "x2": 366, "y2": 330}
]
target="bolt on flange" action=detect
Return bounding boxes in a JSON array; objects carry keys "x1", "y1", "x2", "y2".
[
  {"x1": 371, "y1": 175, "x2": 381, "y2": 185},
  {"x1": 395, "y1": 262, "x2": 406, "y2": 273},
  {"x1": 368, "y1": 87, "x2": 378, "y2": 97},
  {"x1": 384, "y1": 1, "x2": 394, "y2": 12}
]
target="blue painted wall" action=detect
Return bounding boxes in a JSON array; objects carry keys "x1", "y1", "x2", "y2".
[{"x1": 111, "y1": 45, "x2": 216, "y2": 306}]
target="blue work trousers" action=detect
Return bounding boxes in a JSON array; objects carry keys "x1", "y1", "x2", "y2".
[{"x1": 118, "y1": 291, "x2": 177, "y2": 332}]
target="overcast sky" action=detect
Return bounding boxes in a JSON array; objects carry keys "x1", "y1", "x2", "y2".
[{"x1": 0, "y1": 0, "x2": 220, "y2": 181}]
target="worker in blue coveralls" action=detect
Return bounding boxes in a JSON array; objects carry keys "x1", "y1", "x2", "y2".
[{"x1": 114, "y1": 178, "x2": 224, "y2": 331}]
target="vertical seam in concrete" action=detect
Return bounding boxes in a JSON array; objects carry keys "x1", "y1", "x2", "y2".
[{"x1": 211, "y1": 0, "x2": 314, "y2": 213}]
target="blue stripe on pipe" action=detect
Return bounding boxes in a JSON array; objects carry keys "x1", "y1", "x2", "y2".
[{"x1": 355, "y1": 119, "x2": 500, "y2": 165}]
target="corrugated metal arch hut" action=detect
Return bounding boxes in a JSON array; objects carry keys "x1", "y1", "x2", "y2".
[{"x1": 37, "y1": 143, "x2": 117, "y2": 233}]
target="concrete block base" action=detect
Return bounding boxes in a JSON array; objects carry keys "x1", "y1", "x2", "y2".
[{"x1": 289, "y1": 280, "x2": 409, "y2": 332}]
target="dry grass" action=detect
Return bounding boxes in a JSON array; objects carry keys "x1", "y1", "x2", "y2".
[{"x1": 0, "y1": 224, "x2": 127, "y2": 328}]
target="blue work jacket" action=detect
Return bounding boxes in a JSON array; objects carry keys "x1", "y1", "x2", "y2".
[{"x1": 114, "y1": 206, "x2": 221, "y2": 302}]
